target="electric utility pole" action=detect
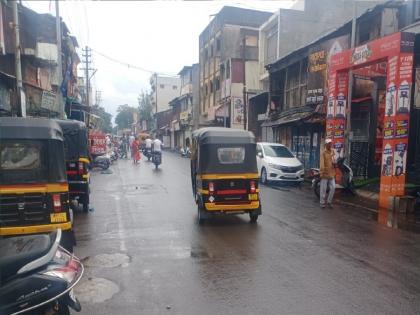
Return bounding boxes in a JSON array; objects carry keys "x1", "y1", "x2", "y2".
[
  {"x1": 12, "y1": 1, "x2": 24, "y2": 117},
  {"x1": 345, "y1": 1, "x2": 357, "y2": 160},
  {"x1": 242, "y1": 35, "x2": 247, "y2": 130},
  {"x1": 55, "y1": 0, "x2": 64, "y2": 118},
  {"x1": 81, "y1": 46, "x2": 95, "y2": 128}
]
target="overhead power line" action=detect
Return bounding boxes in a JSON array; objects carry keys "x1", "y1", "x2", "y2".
[{"x1": 90, "y1": 48, "x2": 179, "y2": 77}]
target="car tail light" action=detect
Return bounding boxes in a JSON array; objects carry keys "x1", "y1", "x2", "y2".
[
  {"x1": 208, "y1": 182, "x2": 214, "y2": 194},
  {"x1": 53, "y1": 194, "x2": 62, "y2": 212},
  {"x1": 78, "y1": 162, "x2": 84, "y2": 175},
  {"x1": 250, "y1": 180, "x2": 256, "y2": 193}
]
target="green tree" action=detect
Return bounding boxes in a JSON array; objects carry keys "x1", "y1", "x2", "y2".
[
  {"x1": 91, "y1": 105, "x2": 113, "y2": 133},
  {"x1": 138, "y1": 91, "x2": 154, "y2": 128},
  {"x1": 114, "y1": 104, "x2": 137, "y2": 130}
]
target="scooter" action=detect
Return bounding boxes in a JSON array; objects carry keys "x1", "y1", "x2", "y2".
[
  {"x1": 90, "y1": 154, "x2": 111, "y2": 170},
  {"x1": 0, "y1": 229, "x2": 84, "y2": 315},
  {"x1": 143, "y1": 148, "x2": 152, "y2": 161},
  {"x1": 152, "y1": 151, "x2": 162, "y2": 170},
  {"x1": 311, "y1": 157, "x2": 355, "y2": 198}
]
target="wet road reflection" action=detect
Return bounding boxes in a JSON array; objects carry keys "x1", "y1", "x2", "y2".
[{"x1": 74, "y1": 152, "x2": 420, "y2": 315}]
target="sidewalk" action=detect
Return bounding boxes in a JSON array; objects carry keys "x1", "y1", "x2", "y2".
[{"x1": 334, "y1": 186, "x2": 420, "y2": 233}]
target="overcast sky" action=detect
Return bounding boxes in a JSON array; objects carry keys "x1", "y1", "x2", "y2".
[{"x1": 25, "y1": 0, "x2": 297, "y2": 121}]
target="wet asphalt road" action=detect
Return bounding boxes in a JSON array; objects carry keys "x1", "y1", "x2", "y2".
[{"x1": 73, "y1": 152, "x2": 420, "y2": 315}]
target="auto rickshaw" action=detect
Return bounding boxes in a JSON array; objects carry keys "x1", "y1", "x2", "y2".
[
  {"x1": 191, "y1": 127, "x2": 261, "y2": 224},
  {"x1": 56, "y1": 119, "x2": 90, "y2": 213},
  {"x1": 0, "y1": 117, "x2": 74, "y2": 250}
]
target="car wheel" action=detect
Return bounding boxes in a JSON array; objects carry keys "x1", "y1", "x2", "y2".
[{"x1": 260, "y1": 168, "x2": 268, "y2": 185}]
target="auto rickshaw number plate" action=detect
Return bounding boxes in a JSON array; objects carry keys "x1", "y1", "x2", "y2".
[
  {"x1": 248, "y1": 194, "x2": 258, "y2": 201},
  {"x1": 50, "y1": 212, "x2": 67, "y2": 223}
]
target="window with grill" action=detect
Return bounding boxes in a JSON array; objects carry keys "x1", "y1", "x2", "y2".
[{"x1": 285, "y1": 62, "x2": 300, "y2": 109}]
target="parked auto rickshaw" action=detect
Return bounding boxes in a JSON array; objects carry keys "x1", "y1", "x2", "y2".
[
  {"x1": 191, "y1": 127, "x2": 261, "y2": 224},
  {"x1": 56, "y1": 119, "x2": 91, "y2": 213},
  {"x1": 0, "y1": 117, "x2": 74, "y2": 250}
]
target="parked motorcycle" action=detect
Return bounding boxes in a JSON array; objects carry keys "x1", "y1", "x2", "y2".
[
  {"x1": 110, "y1": 148, "x2": 119, "y2": 163},
  {"x1": 311, "y1": 157, "x2": 355, "y2": 198},
  {"x1": 0, "y1": 229, "x2": 84, "y2": 315},
  {"x1": 180, "y1": 147, "x2": 191, "y2": 158},
  {"x1": 90, "y1": 154, "x2": 111, "y2": 170},
  {"x1": 152, "y1": 151, "x2": 162, "y2": 170}
]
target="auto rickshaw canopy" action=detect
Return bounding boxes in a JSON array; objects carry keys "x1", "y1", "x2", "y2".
[
  {"x1": 191, "y1": 127, "x2": 257, "y2": 174},
  {"x1": 0, "y1": 117, "x2": 67, "y2": 184},
  {"x1": 55, "y1": 119, "x2": 89, "y2": 161},
  {"x1": 0, "y1": 117, "x2": 63, "y2": 141}
]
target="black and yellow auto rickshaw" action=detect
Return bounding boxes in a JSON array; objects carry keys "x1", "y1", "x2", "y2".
[
  {"x1": 191, "y1": 127, "x2": 261, "y2": 224},
  {"x1": 0, "y1": 117, "x2": 74, "y2": 250},
  {"x1": 56, "y1": 119, "x2": 90, "y2": 213}
]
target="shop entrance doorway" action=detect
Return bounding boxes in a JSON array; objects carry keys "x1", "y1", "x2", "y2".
[{"x1": 327, "y1": 32, "x2": 414, "y2": 224}]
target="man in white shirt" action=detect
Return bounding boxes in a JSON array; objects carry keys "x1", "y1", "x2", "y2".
[
  {"x1": 153, "y1": 138, "x2": 163, "y2": 153},
  {"x1": 145, "y1": 137, "x2": 153, "y2": 149}
]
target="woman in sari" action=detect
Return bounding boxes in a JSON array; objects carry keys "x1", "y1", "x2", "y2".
[{"x1": 131, "y1": 137, "x2": 141, "y2": 164}]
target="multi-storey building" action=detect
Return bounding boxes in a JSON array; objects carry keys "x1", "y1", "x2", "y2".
[
  {"x1": 150, "y1": 74, "x2": 181, "y2": 114},
  {"x1": 169, "y1": 64, "x2": 199, "y2": 149},
  {"x1": 258, "y1": 0, "x2": 383, "y2": 92},
  {"x1": 199, "y1": 6, "x2": 271, "y2": 129}
]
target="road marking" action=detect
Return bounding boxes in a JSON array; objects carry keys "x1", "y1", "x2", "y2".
[{"x1": 112, "y1": 194, "x2": 127, "y2": 252}]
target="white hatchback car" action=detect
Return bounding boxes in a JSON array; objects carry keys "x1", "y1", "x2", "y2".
[{"x1": 256, "y1": 142, "x2": 304, "y2": 184}]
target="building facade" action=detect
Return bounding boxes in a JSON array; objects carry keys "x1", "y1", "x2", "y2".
[
  {"x1": 261, "y1": 0, "x2": 420, "y2": 224},
  {"x1": 198, "y1": 6, "x2": 271, "y2": 129},
  {"x1": 150, "y1": 74, "x2": 181, "y2": 114},
  {"x1": 0, "y1": 2, "x2": 79, "y2": 118},
  {"x1": 168, "y1": 65, "x2": 199, "y2": 150}
]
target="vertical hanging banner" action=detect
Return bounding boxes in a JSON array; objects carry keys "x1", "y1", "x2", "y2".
[{"x1": 328, "y1": 31, "x2": 414, "y2": 224}]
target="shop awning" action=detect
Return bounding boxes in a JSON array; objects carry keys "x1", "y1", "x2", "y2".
[{"x1": 261, "y1": 106, "x2": 316, "y2": 127}]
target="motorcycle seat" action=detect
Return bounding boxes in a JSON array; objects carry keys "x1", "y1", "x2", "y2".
[{"x1": 0, "y1": 234, "x2": 51, "y2": 281}]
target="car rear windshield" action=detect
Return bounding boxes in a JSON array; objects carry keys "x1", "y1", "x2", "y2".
[
  {"x1": 0, "y1": 142, "x2": 41, "y2": 170},
  {"x1": 263, "y1": 145, "x2": 294, "y2": 158},
  {"x1": 217, "y1": 147, "x2": 245, "y2": 164}
]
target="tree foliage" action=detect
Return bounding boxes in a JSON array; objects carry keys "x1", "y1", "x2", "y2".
[
  {"x1": 91, "y1": 106, "x2": 113, "y2": 133},
  {"x1": 138, "y1": 91, "x2": 154, "y2": 125},
  {"x1": 114, "y1": 104, "x2": 137, "y2": 130}
]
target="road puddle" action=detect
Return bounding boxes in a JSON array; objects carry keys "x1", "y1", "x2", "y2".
[
  {"x1": 75, "y1": 277, "x2": 119, "y2": 303},
  {"x1": 83, "y1": 253, "x2": 131, "y2": 268}
]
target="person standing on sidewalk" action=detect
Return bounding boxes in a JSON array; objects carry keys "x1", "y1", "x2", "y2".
[{"x1": 320, "y1": 138, "x2": 336, "y2": 208}]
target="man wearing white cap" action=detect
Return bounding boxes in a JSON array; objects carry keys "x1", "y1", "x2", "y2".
[{"x1": 320, "y1": 138, "x2": 336, "y2": 208}]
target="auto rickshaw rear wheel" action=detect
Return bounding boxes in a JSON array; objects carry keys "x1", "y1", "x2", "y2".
[
  {"x1": 197, "y1": 205, "x2": 205, "y2": 225},
  {"x1": 249, "y1": 213, "x2": 259, "y2": 223}
]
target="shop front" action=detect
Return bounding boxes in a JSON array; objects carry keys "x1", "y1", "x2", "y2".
[
  {"x1": 261, "y1": 105, "x2": 324, "y2": 170},
  {"x1": 327, "y1": 31, "x2": 415, "y2": 224}
]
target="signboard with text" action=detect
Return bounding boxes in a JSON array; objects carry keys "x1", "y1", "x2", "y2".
[
  {"x1": 307, "y1": 35, "x2": 349, "y2": 105},
  {"x1": 89, "y1": 132, "x2": 107, "y2": 155}
]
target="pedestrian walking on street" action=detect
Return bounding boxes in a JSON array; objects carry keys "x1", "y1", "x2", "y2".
[
  {"x1": 129, "y1": 133, "x2": 135, "y2": 158},
  {"x1": 320, "y1": 138, "x2": 336, "y2": 208},
  {"x1": 132, "y1": 137, "x2": 141, "y2": 164}
]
